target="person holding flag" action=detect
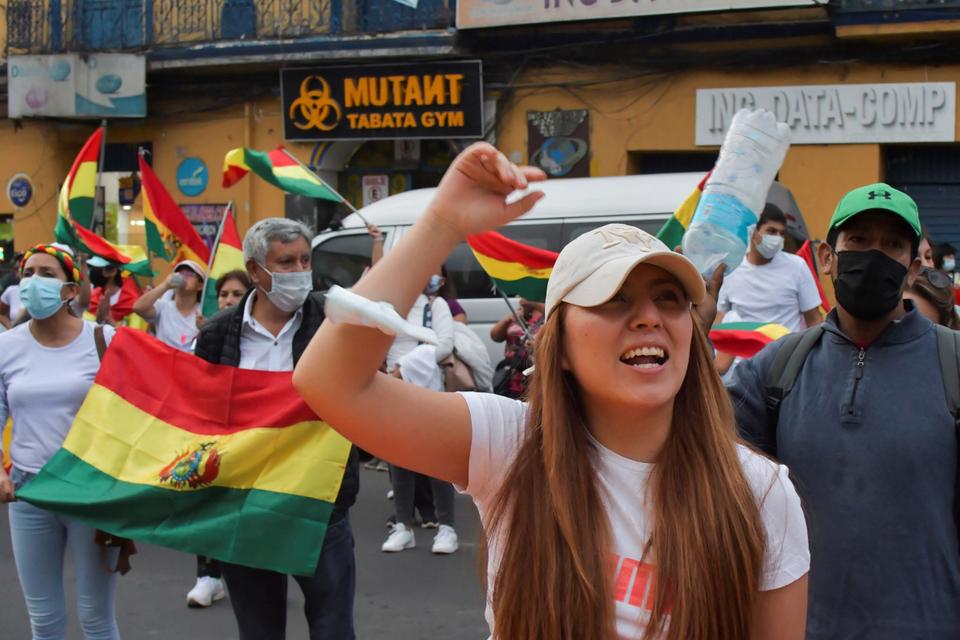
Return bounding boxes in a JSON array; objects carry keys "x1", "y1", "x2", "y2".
[
  {"x1": 0, "y1": 244, "x2": 122, "y2": 640},
  {"x1": 194, "y1": 217, "x2": 359, "y2": 640}
]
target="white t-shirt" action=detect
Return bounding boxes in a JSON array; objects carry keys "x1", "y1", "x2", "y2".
[
  {"x1": 459, "y1": 392, "x2": 810, "y2": 640},
  {"x1": 0, "y1": 321, "x2": 115, "y2": 473},
  {"x1": 717, "y1": 251, "x2": 822, "y2": 332},
  {"x1": 1, "y1": 284, "x2": 21, "y2": 322},
  {"x1": 386, "y1": 295, "x2": 454, "y2": 370},
  {"x1": 153, "y1": 295, "x2": 201, "y2": 352}
]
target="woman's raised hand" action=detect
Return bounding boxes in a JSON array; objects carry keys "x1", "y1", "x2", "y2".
[{"x1": 426, "y1": 142, "x2": 547, "y2": 238}]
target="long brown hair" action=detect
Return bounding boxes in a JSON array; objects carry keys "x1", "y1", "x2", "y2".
[{"x1": 483, "y1": 305, "x2": 767, "y2": 640}]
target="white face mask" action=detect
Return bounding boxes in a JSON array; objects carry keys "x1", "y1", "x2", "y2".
[
  {"x1": 257, "y1": 264, "x2": 312, "y2": 313},
  {"x1": 756, "y1": 233, "x2": 784, "y2": 260}
]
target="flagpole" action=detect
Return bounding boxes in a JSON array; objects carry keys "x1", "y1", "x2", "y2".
[
  {"x1": 495, "y1": 285, "x2": 530, "y2": 338},
  {"x1": 200, "y1": 201, "x2": 234, "y2": 318},
  {"x1": 95, "y1": 119, "x2": 108, "y2": 237},
  {"x1": 278, "y1": 147, "x2": 372, "y2": 227}
]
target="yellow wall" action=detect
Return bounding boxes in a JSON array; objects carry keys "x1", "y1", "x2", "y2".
[
  {"x1": 495, "y1": 62, "x2": 960, "y2": 241},
  {"x1": 0, "y1": 97, "x2": 322, "y2": 274}
]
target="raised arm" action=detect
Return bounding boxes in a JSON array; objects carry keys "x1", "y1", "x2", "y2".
[
  {"x1": 132, "y1": 273, "x2": 177, "y2": 322},
  {"x1": 293, "y1": 143, "x2": 545, "y2": 486}
]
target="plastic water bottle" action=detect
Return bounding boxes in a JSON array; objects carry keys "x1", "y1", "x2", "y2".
[{"x1": 682, "y1": 108, "x2": 791, "y2": 275}]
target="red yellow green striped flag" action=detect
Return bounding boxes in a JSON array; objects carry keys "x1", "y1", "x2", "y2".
[
  {"x1": 709, "y1": 321, "x2": 790, "y2": 359},
  {"x1": 54, "y1": 128, "x2": 153, "y2": 276},
  {"x1": 467, "y1": 231, "x2": 558, "y2": 302},
  {"x1": 223, "y1": 147, "x2": 342, "y2": 202},
  {"x1": 201, "y1": 205, "x2": 246, "y2": 317},
  {"x1": 17, "y1": 329, "x2": 352, "y2": 575},
  {"x1": 138, "y1": 155, "x2": 211, "y2": 267},
  {"x1": 656, "y1": 171, "x2": 711, "y2": 250}
]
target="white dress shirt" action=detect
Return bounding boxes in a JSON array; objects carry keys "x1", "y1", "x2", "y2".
[{"x1": 238, "y1": 291, "x2": 303, "y2": 372}]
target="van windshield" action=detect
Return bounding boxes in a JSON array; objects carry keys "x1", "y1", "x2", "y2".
[{"x1": 312, "y1": 233, "x2": 377, "y2": 290}]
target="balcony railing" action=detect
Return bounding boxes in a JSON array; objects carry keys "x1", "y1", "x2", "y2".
[{"x1": 7, "y1": 0, "x2": 455, "y2": 54}]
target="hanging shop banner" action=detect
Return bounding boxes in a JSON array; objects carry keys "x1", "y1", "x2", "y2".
[
  {"x1": 281, "y1": 61, "x2": 484, "y2": 141},
  {"x1": 8, "y1": 54, "x2": 146, "y2": 119},
  {"x1": 457, "y1": 0, "x2": 815, "y2": 29},
  {"x1": 527, "y1": 110, "x2": 590, "y2": 178},
  {"x1": 696, "y1": 82, "x2": 956, "y2": 146}
]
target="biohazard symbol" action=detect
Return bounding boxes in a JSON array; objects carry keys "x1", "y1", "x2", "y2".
[{"x1": 289, "y1": 76, "x2": 342, "y2": 132}]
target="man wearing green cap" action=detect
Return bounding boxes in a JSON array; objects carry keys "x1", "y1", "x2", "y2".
[{"x1": 726, "y1": 183, "x2": 960, "y2": 638}]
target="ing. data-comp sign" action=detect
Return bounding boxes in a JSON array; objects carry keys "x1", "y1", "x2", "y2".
[
  {"x1": 696, "y1": 82, "x2": 956, "y2": 145},
  {"x1": 281, "y1": 61, "x2": 484, "y2": 141}
]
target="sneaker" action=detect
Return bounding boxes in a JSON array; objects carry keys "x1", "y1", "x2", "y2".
[
  {"x1": 186, "y1": 576, "x2": 226, "y2": 608},
  {"x1": 363, "y1": 458, "x2": 381, "y2": 471},
  {"x1": 386, "y1": 489, "x2": 394, "y2": 500},
  {"x1": 431, "y1": 525, "x2": 459, "y2": 554},
  {"x1": 420, "y1": 520, "x2": 439, "y2": 529},
  {"x1": 375, "y1": 460, "x2": 390, "y2": 472},
  {"x1": 382, "y1": 523, "x2": 416, "y2": 552}
]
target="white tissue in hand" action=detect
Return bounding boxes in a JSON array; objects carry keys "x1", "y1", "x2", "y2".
[
  {"x1": 324, "y1": 285, "x2": 439, "y2": 346},
  {"x1": 705, "y1": 108, "x2": 791, "y2": 216}
]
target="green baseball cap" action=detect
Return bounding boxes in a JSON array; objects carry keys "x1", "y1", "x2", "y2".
[{"x1": 829, "y1": 182, "x2": 921, "y2": 237}]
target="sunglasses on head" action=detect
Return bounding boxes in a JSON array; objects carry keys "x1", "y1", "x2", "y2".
[{"x1": 920, "y1": 267, "x2": 952, "y2": 289}]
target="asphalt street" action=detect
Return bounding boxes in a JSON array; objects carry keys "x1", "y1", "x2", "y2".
[{"x1": 0, "y1": 466, "x2": 488, "y2": 639}]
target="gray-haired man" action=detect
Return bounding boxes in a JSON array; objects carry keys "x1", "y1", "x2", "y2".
[{"x1": 195, "y1": 217, "x2": 359, "y2": 639}]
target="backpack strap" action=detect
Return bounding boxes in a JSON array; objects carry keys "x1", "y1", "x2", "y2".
[
  {"x1": 935, "y1": 324, "x2": 960, "y2": 421},
  {"x1": 763, "y1": 325, "x2": 826, "y2": 456},
  {"x1": 933, "y1": 324, "x2": 960, "y2": 547},
  {"x1": 94, "y1": 324, "x2": 107, "y2": 362}
]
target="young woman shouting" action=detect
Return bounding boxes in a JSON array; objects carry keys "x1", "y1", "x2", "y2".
[{"x1": 293, "y1": 143, "x2": 809, "y2": 640}]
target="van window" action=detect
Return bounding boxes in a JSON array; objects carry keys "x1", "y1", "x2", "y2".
[
  {"x1": 312, "y1": 233, "x2": 376, "y2": 290},
  {"x1": 444, "y1": 223, "x2": 563, "y2": 300}
]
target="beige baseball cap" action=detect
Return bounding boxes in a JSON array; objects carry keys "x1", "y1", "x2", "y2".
[
  {"x1": 545, "y1": 224, "x2": 706, "y2": 318},
  {"x1": 173, "y1": 259, "x2": 206, "y2": 282}
]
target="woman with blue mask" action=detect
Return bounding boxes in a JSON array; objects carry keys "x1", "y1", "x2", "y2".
[{"x1": 0, "y1": 244, "x2": 121, "y2": 640}]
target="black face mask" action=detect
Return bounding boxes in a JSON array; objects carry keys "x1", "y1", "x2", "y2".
[{"x1": 834, "y1": 249, "x2": 908, "y2": 321}]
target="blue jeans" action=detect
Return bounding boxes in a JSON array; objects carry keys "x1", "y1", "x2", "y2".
[
  {"x1": 8, "y1": 468, "x2": 120, "y2": 640},
  {"x1": 222, "y1": 515, "x2": 356, "y2": 640}
]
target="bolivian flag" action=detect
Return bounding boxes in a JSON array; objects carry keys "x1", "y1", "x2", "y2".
[
  {"x1": 656, "y1": 171, "x2": 711, "y2": 250},
  {"x1": 54, "y1": 128, "x2": 153, "y2": 276},
  {"x1": 201, "y1": 205, "x2": 246, "y2": 317},
  {"x1": 223, "y1": 146, "x2": 341, "y2": 202},
  {"x1": 709, "y1": 321, "x2": 790, "y2": 359},
  {"x1": 18, "y1": 329, "x2": 352, "y2": 575},
  {"x1": 467, "y1": 231, "x2": 557, "y2": 302},
  {"x1": 139, "y1": 156, "x2": 211, "y2": 267}
]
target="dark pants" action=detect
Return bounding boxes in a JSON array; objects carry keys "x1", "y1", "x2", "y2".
[
  {"x1": 197, "y1": 555, "x2": 222, "y2": 579},
  {"x1": 391, "y1": 465, "x2": 455, "y2": 528},
  {"x1": 222, "y1": 516, "x2": 356, "y2": 640}
]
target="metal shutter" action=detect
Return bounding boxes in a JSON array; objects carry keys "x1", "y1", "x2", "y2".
[{"x1": 886, "y1": 146, "x2": 960, "y2": 247}]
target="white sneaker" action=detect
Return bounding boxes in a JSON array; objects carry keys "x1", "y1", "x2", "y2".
[
  {"x1": 186, "y1": 576, "x2": 226, "y2": 608},
  {"x1": 381, "y1": 523, "x2": 415, "y2": 552},
  {"x1": 431, "y1": 525, "x2": 459, "y2": 554}
]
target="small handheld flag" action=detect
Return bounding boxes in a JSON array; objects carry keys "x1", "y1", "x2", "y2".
[{"x1": 466, "y1": 232, "x2": 558, "y2": 303}]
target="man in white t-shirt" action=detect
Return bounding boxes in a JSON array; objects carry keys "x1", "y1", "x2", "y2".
[{"x1": 716, "y1": 204, "x2": 823, "y2": 374}]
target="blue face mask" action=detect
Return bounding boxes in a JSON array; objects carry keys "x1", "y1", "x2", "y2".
[
  {"x1": 424, "y1": 274, "x2": 443, "y2": 295},
  {"x1": 944, "y1": 258, "x2": 956, "y2": 273},
  {"x1": 19, "y1": 276, "x2": 68, "y2": 320}
]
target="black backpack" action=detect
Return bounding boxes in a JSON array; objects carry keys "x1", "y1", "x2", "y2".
[{"x1": 763, "y1": 323, "x2": 960, "y2": 539}]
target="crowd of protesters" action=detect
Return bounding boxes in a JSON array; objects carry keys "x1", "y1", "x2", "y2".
[{"x1": 1, "y1": 141, "x2": 960, "y2": 640}]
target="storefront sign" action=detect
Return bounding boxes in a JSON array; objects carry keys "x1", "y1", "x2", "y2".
[
  {"x1": 696, "y1": 82, "x2": 956, "y2": 146},
  {"x1": 176, "y1": 158, "x2": 208, "y2": 197},
  {"x1": 7, "y1": 174, "x2": 33, "y2": 208},
  {"x1": 281, "y1": 61, "x2": 484, "y2": 141},
  {"x1": 458, "y1": 0, "x2": 814, "y2": 29},
  {"x1": 180, "y1": 204, "x2": 225, "y2": 252}
]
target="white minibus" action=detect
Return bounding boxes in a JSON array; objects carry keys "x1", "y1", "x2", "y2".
[{"x1": 311, "y1": 172, "x2": 809, "y2": 365}]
